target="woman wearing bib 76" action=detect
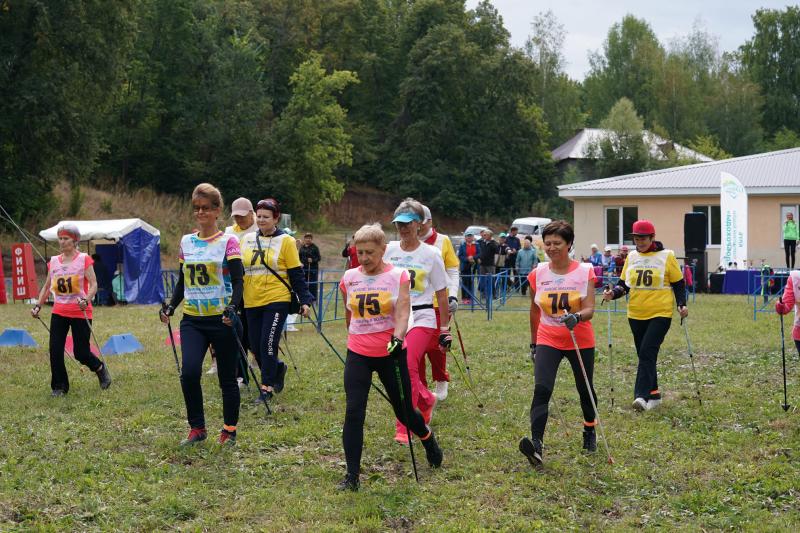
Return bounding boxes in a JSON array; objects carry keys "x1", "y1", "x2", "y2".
[
  {"x1": 519, "y1": 220, "x2": 598, "y2": 469},
  {"x1": 603, "y1": 220, "x2": 687, "y2": 412}
]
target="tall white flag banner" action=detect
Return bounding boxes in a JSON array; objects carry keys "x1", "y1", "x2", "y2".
[{"x1": 720, "y1": 172, "x2": 748, "y2": 266}]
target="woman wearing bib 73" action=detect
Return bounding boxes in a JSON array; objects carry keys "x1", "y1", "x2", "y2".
[
  {"x1": 519, "y1": 220, "x2": 598, "y2": 469},
  {"x1": 603, "y1": 220, "x2": 688, "y2": 412}
]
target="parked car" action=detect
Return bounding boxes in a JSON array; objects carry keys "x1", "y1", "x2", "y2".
[
  {"x1": 510, "y1": 217, "x2": 551, "y2": 237},
  {"x1": 464, "y1": 225, "x2": 490, "y2": 240}
]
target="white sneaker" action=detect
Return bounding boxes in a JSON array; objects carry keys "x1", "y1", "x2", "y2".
[
  {"x1": 237, "y1": 377, "x2": 245, "y2": 389},
  {"x1": 434, "y1": 381, "x2": 449, "y2": 401},
  {"x1": 206, "y1": 364, "x2": 217, "y2": 375},
  {"x1": 646, "y1": 398, "x2": 662, "y2": 410},
  {"x1": 286, "y1": 326, "x2": 299, "y2": 332},
  {"x1": 632, "y1": 397, "x2": 647, "y2": 411}
]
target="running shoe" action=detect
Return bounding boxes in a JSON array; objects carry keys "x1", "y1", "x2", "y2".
[
  {"x1": 582, "y1": 428, "x2": 597, "y2": 453},
  {"x1": 421, "y1": 431, "x2": 443, "y2": 468},
  {"x1": 646, "y1": 398, "x2": 662, "y2": 410},
  {"x1": 274, "y1": 362, "x2": 288, "y2": 393},
  {"x1": 96, "y1": 363, "x2": 112, "y2": 390},
  {"x1": 434, "y1": 381, "x2": 449, "y2": 401},
  {"x1": 394, "y1": 427, "x2": 409, "y2": 445},
  {"x1": 218, "y1": 428, "x2": 236, "y2": 446},
  {"x1": 632, "y1": 397, "x2": 647, "y2": 412},
  {"x1": 51, "y1": 389, "x2": 66, "y2": 397},
  {"x1": 336, "y1": 473, "x2": 359, "y2": 492},
  {"x1": 180, "y1": 427, "x2": 207, "y2": 446},
  {"x1": 519, "y1": 436, "x2": 543, "y2": 469},
  {"x1": 206, "y1": 364, "x2": 217, "y2": 375}
]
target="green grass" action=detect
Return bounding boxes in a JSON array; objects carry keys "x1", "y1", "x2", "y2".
[{"x1": 1, "y1": 295, "x2": 799, "y2": 530}]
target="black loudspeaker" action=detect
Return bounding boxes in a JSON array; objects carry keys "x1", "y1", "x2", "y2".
[
  {"x1": 685, "y1": 251, "x2": 708, "y2": 292},
  {"x1": 684, "y1": 212, "x2": 707, "y2": 253}
]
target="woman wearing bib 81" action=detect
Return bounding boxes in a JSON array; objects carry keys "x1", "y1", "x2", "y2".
[
  {"x1": 603, "y1": 220, "x2": 687, "y2": 412},
  {"x1": 239, "y1": 198, "x2": 313, "y2": 403},
  {"x1": 519, "y1": 220, "x2": 598, "y2": 469},
  {"x1": 383, "y1": 198, "x2": 451, "y2": 445},
  {"x1": 30, "y1": 223, "x2": 111, "y2": 395},
  {"x1": 160, "y1": 183, "x2": 244, "y2": 446},
  {"x1": 337, "y1": 224, "x2": 443, "y2": 491}
]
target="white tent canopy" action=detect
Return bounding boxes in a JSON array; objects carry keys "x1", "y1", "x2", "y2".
[{"x1": 39, "y1": 218, "x2": 160, "y2": 242}]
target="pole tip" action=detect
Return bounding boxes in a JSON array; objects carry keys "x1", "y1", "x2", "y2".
[
  {"x1": 478, "y1": 403, "x2": 484, "y2": 409},
  {"x1": 783, "y1": 404, "x2": 790, "y2": 412},
  {"x1": 607, "y1": 456, "x2": 615, "y2": 465}
]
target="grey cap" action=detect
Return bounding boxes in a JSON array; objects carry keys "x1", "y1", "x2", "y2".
[{"x1": 421, "y1": 205, "x2": 432, "y2": 222}]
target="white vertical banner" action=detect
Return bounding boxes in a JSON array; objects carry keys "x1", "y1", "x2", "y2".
[{"x1": 720, "y1": 171, "x2": 748, "y2": 266}]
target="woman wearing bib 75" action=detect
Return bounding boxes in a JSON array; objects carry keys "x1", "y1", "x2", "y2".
[
  {"x1": 603, "y1": 220, "x2": 688, "y2": 412},
  {"x1": 31, "y1": 223, "x2": 111, "y2": 395},
  {"x1": 519, "y1": 220, "x2": 598, "y2": 469}
]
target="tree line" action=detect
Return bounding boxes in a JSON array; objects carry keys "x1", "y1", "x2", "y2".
[{"x1": 2, "y1": 1, "x2": 799, "y2": 222}]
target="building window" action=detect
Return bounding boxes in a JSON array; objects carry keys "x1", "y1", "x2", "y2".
[
  {"x1": 691, "y1": 205, "x2": 721, "y2": 246},
  {"x1": 605, "y1": 206, "x2": 638, "y2": 245}
]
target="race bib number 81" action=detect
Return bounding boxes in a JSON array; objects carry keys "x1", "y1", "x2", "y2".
[{"x1": 52, "y1": 275, "x2": 80, "y2": 295}]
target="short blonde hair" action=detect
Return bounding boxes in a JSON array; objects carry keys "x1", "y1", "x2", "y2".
[
  {"x1": 192, "y1": 183, "x2": 223, "y2": 209},
  {"x1": 353, "y1": 223, "x2": 386, "y2": 247}
]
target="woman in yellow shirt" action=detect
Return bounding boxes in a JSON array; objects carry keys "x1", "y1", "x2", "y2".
[
  {"x1": 603, "y1": 220, "x2": 688, "y2": 412},
  {"x1": 239, "y1": 198, "x2": 314, "y2": 403}
]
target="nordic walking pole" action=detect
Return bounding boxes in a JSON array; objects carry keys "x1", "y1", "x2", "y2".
[
  {"x1": 35, "y1": 315, "x2": 83, "y2": 372},
  {"x1": 224, "y1": 309, "x2": 271, "y2": 415},
  {"x1": 282, "y1": 330, "x2": 300, "y2": 377},
  {"x1": 603, "y1": 284, "x2": 615, "y2": 408},
  {"x1": 448, "y1": 347, "x2": 483, "y2": 408},
  {"x1": 779, "y1": 298, "x2": 790, "y2": 412},
  {"x1": 564, "y1": 312, "x2": 614, "y2": 465},
  {"x1": 81, "y1": 306, "x2": 108, "y2": 366},
  {"x1": 680, "y1": 317, "x2": 702, "y2": 405},
  {"x1": 389, "y1": 339, "x2": 419, "y2": 483},
  {"x1": 452, "y1": 316, "x2": 473, "y2": 385},
  {"x1": 161, "y1": 304, "x2": 181, "y2": 375},
  {"x1": 310, "y1": 303, "x2": 391, "y2": 403}
]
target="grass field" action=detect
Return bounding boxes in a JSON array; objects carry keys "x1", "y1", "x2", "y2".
[{"x1": 1, "y1": 295, "x2": 799, "y2": 531}]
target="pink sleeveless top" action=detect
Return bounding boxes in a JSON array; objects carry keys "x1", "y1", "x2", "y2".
[
  {"x1": 339, "y1": 265, "x2": 409, "y2": 357},
  {"x1": 530, "y1": 261, "x2": 595, "y2": 350},
  {"x1": 49, "y1": 252, "x2": 93, "y2": 319}
]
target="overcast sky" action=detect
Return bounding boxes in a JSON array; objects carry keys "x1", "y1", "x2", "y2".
[{"x1": 464, "y1": 0, "x2": 793, "y2": 80}]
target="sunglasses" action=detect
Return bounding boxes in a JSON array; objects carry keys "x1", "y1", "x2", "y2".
[
  {"x1": 256, "y1": 198, "x2": 279, "y2": 211},
  {"x1": 192, "y1": 204, "x2": 217, "y2": 213}
]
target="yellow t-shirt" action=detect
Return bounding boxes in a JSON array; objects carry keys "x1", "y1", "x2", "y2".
[
  {"x1": 240, "y1": 232, "x2": 302, "y2": 308},
  {"x1": 620, "y1": 249, "x2": 683, "y2": 320}
]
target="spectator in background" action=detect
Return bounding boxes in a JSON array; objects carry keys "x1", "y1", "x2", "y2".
[
  {"x1": 342, "y1": 237, "x2": 360, "y2": 269},
  {"x1": 299, "y1": 233, "x2": 321, "y2": 299},
  {"x1": 479, "y1": 230, "x2": 499, "y2": 300},
  {"x1": 614, "y1": 245, "x2": 629, "y2": 276},
  {"x1": 588, "y1": 244, "x2": 602, "y2": 267},
  {"x1": 784, "y1": 212, "x2": 798, "y2": 269},
  {"x1": 91, "y1": 253, "x2": 114, "y2": 306},
  {"x1": 225, "y1": 197, "x2": 257, "y2": 240},
  {"x1": 515, "y1": 236, "x2": 539, "y2": 295},
  {"x1": 506, "y1": 227, "x2": 521, "y2": 289},
  {"x1": 457, "y1": 232, "x2": 480, "y2": 303}
]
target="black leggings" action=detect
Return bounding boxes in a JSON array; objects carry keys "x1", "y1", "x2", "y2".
[
  {"x1": 530, "y1": 344, "x2": 596, "y2": 442},
  {"x1": 629, "y1": 317, "x2": 671, "y2": 400},
  {"x1": 785, "y1": 240, "x2": 796, "y2": 269},
  {"x1": 343, "y1": 349, "x2": 430, "y2": 476},
  {"x1": 246, "y1": 302, "x2": 289, "y2": 388},
  {"x1": 179, "y1": 315, "x2": 240, "y2": 429},
  {"x1": 49, "y1": 313, "x2": 103, "y2": 392}
]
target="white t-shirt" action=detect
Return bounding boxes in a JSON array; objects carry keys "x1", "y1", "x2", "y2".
[{"x1": 384, "y1": 241, "x2": 447, "y2": 329}]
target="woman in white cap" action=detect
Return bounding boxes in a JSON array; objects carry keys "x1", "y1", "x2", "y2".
[
  {"x1": 383, "y1": 198, "x2": 450, "y2": 445},
  {"x1": 225, "y1": 197, "x2": 258, "y2": 240},
  {"x1": 31, "y1": 223, "x2": 111, "y2": 395},
  {"x1": 603, "y1": 220, "x2": 687, "y2": 411}
]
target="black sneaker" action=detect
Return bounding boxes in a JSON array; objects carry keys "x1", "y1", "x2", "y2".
[
  {"x1": 336, "y1": 473, "x2": 359, "y2": 492},
  {"x1": 96, "y1": 363, "x2": 112, "y2": 390},
  {"x1": 519, "y1": 437, "x2": 543, "y2": 469},
  {"x1": 421, "y1": 431, "x2": 443, "y2": 468},
  {"x1": 253, "y1": 388, "x2": 273, "y2": 406},
  {"x1": 180, "y1": 427, "x2": 207, "y2": 446},
  {"x1": 51, "y1": 389, "x2": 66, "y2": 397},
  {"x1": 273, "y1": 362, "x2": 288, "y2": 393},
  {"x1": 582, "y1": 428, "x2": 597, "y2": 453}
]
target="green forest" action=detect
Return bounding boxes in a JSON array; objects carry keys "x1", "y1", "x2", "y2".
[{"x1": 2, "y1": 0, "x2": 800, "y2": 222}]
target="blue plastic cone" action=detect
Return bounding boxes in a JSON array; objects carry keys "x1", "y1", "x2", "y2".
[
  {"x1": 0, "y1": 328, "x2": 38, "y2": 348},
  {"x1": 101, "y1": 333, "x2": 144, "y2": 355}
]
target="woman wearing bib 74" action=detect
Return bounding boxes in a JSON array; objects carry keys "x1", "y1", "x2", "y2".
[
  {"x1": 603, "y1": 220, "x2": 688, "y2": 412},
  {"x1": 519, "y1": 220, "x2": 598, "y2": 469}
]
